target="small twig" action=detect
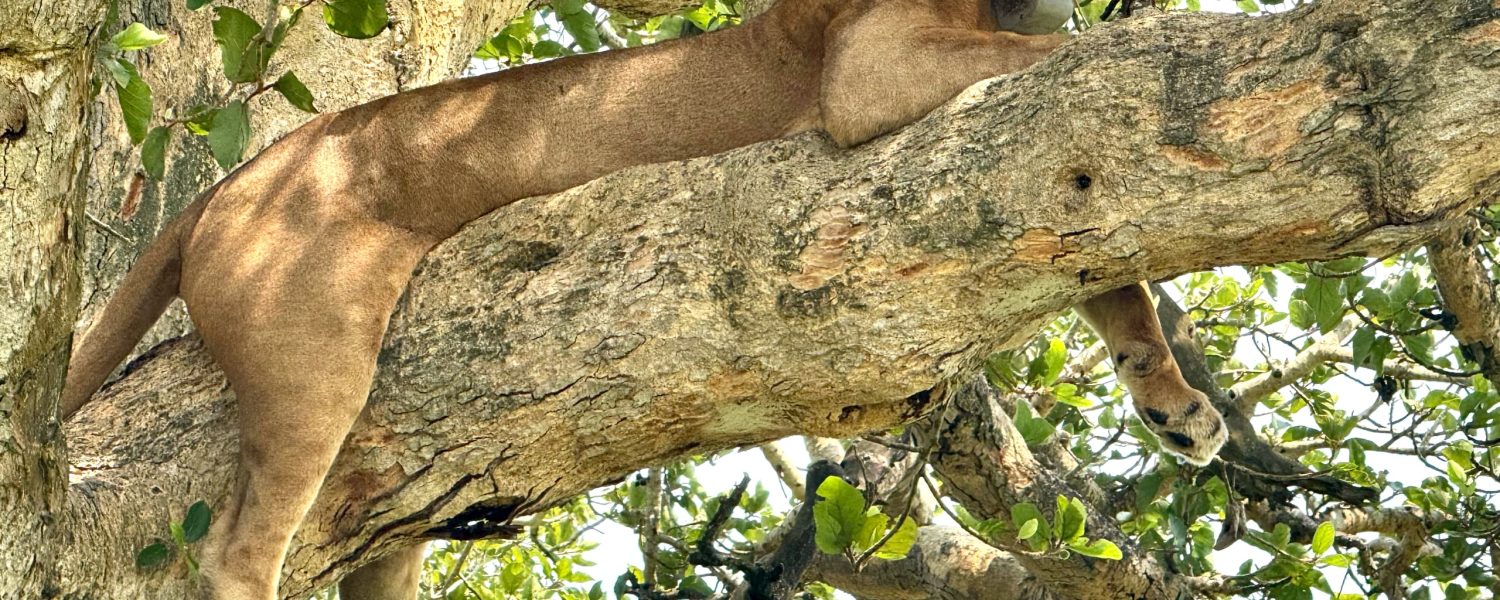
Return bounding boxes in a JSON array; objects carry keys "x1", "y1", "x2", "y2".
[
  {"x1": 854, "y1": 422, "x2": 942, "y2": 568},
  {"x1": 86, "y1": 212, "x2": 131, "y2": 242},
  {"x1": 640, "y1": 467, "x2": 665, "y2": 587},
  {"x1": 1100, "y1": 0, "x2": 1123, "y2": 21},
  {"x1": 433, "y1": 540, "x2": 474, "y2": 598},
  {"x1": 690, "y1": 475, "x2": 753, "y2": 571},
  {"x1": 858, "y1": 434, "x2": 923, "y2": 453}
]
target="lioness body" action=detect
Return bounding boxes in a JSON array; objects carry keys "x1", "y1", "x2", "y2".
[{"x1": 63, "y1": 0, "x2": 1224, "y2": 598}]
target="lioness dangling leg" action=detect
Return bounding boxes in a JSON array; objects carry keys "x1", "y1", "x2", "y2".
[
  {"x1": 338, "y1": 544, "x2": 428, "y2": 600},
  {"x1": 1075, "y1": 282, "x2": 1227, "y2": 464},
  {"x1": 184, "y1": 225, "x2": 432, "y2": 600},
  {"x1": 815, "y1": 13, "x2": 1225, "y2": 462}
]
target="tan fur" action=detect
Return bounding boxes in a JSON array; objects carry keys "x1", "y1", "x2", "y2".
[
  {"x1": 1075, "y1": 283, "x2": 1227, "y2": 465},
  {"x1": 337, "y1": 543, "x2": 426, "y2": 600},
  {"x1": 62, "y1": 0, "x2": 1223, "y2": 598}
]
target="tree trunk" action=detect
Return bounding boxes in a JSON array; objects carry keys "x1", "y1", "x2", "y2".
[
  {"x1": 0, "y1": 0, "x2": 105, "y2": 595},
  {"x1": 55, "y1": 0, "x2": 1500, "y2": 597}
]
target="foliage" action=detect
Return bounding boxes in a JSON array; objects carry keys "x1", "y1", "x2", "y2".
[
  {"x1": 135, "y1": 500, "x2": 212, "y2": 577},
  {"x1": 810, "y1": 476, "x2": 919, "y2": 562},
  {"x1": 99, "y1": 0, "x2": 371, "y2": 179}
]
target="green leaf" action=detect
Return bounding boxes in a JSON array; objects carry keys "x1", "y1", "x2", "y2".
[
  {"x1": 113, "y1": 23, "x2": 169, "y2": 51},
  {"x1": 1068, "y1": 538, "x2": 1123, "y2": 560},
  {"x1": 1013, "y1": 401, "x2": 1055, "y2": 446},
  {"x1": 532, "y1": 39, "x2": 568, "y2": 58},
  {"x1": 1235, "y1": 0, "x2": 1259, "y2": 13},
  {"x1": 552, "y1": 0, "x2": 587, "y2": 15},
  {"x1": 182, "y1": 500, "x2": 212, "y2": 543},
  {"x1": 474, "y1": 34, "x2": 507, "y2": 61},
  {"x1": 813, "y1": 476, "x2": 867, "y2": 554},
  {"x1": 1042, "y1": 339, "x2": 1066, "y2": 384},
  {"x1": 1051, "y1": 383, "x2": 1093, "y2": 409},
  {"x1": 114, "y1": 60, "x2": 152, "y2": 145},
  {"x1": 212, "y1": 7, "x2": 262, "y2": 82},
  {"x1": 272, "y1": 71, "x2": 318, "y2": 113},
  {"x1": 323, "y1": 0, "x2": 389, "y2": 39},
  {"x1": 1351, "y1": 327, "x2": 1375, "y2": 367},
  {"x1": 1312, "y1": 521, "x2": 1335, "y2": 555},
  {"x1": 1304, "y1": 275, "x2": 1344, "y2": 333},
  {"x1": 187, "y1": 0, "x2": 213, "y2": 9},
  {"x1": 207, "y1": 100, "x2": 250, "y2": 170},
  {"x1": 1016, "y1": 518, "x2": 1039, "y2": 540},
  {"x1": 561, "y1": 10, "x2": 601, "y2": 52},
  {"x1": 1054, "y1": 496, "x2": 1087, "y2": 543},
  {"x1": 1135, "y1": 472, "x2": 1164, "y2": 512},
  {"x1": 1368, "y1": 336, "x2": 1393, "y2": 376},
  {"x1": 185, "y1": 106, "x2": 218, "y2": 135},
  {"x1": 871, "y1": 516, "x2": 918, "y2": 560},
  {"x1": 169, "y1": 520, "x2": 186, "y2": 545},
  {"x1": 1288, "y1": 298, "x2": 1314, "y2": 330},
  {"x1": 1010, "y1": 503, "x2": 1048, "y2": 550},
  {"x1": 853, "y1": 511, "x2": 887, "y2": 554},
  {"x1": 141, "y1": 126, "x2": 169, "y2": 180},
  {"x1": 1403, "y1": 333, "x2": 1435, "y2": 365},
  {"x1": 101, "y1": 56, "x2": 132, "y2": 88},
  {"x1": 136, "y1": 542, "x2": 171, "y2": 569}
]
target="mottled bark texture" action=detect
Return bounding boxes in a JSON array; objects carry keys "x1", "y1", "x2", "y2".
[
  {"x1": 58, "y1": 0, "x2": 1500, "y2": 597},
  {"x1": 808, "y1": 525, "x2": 1052, "y2": 600},
  {"x1": 1, "y1": 0, "x2": 104, "y2": 596},
  {"x1": 1427, "y1": 221, "x2": 1500, "y2": 387}
]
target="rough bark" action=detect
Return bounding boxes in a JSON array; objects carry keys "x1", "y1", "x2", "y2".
[
  {"x1": 1427, "y1": 220, "x2": 1500, "y2": 387},
  {"x1": 0, "y1": 0, "x2": 104, "y2": 595},
  {"x1": 915, "y1": 376, "x2": 1199, "y2": 598},
  {"x1": 56, "y1": 0, "x2": 1500, "y2": 597},
  {"x1": 807, "y1": 525, "x2": 1052, "y2": 600}
]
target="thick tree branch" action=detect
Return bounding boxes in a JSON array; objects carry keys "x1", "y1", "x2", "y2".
[
  {"x1": 1427, "y1": 220, "x2": 1500, "y2": 387},
  {"x1": 917, "y1": 376, "x2": 1198, "y2": 597},
  {"x1": 806, "y1": 525, "x2": 1055, "y2": 600},
  {"x1": 59, "y1": 1, "x2": 1500, "y2": 597}
]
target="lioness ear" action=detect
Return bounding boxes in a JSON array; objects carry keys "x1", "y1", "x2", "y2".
[{"x1": 991, "y1": 0, "x2": 1073, "y2": 34}]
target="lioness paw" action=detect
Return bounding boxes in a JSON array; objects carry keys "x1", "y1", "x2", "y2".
[{"x1": 1134, "y1": 388, "x2": 1226, "y2": 466}]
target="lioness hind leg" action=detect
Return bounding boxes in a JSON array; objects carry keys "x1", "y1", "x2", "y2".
[
  {"x1": 1074, "y1": 282, "x2": 1227, "y2": 464},
  {"x1": 185, "y1": 233, "x2": 429, "y2": 600},
  {"x1": 339, "y1": 543, "x2": 427, "y2": 600},
  {"x1": 196, "y1": 328, "x2": 386, "y2": 600}
]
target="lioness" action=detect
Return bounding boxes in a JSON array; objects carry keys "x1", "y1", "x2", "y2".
[{"x1": 63, "y1": 0, "x2": 1226, "y2": 597}]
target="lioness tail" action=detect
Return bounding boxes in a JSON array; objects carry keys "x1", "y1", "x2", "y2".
[{"x1": 60, "y1": 198, "x2": 206, "y2": 418}]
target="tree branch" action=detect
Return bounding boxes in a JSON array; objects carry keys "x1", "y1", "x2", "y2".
[
  {"x1": 1229, "y1": 315, "x2": 1360, "y2": 411},
  {"x1": 806, "y1": 525, "x2": 1055, "y2": 600},
  {"x1": 1427, "y1": 220, "x2": 1500, "y2": 387},
  {"x1": 59, "y1": 1, "x2": 1500, "y2": 597}
]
